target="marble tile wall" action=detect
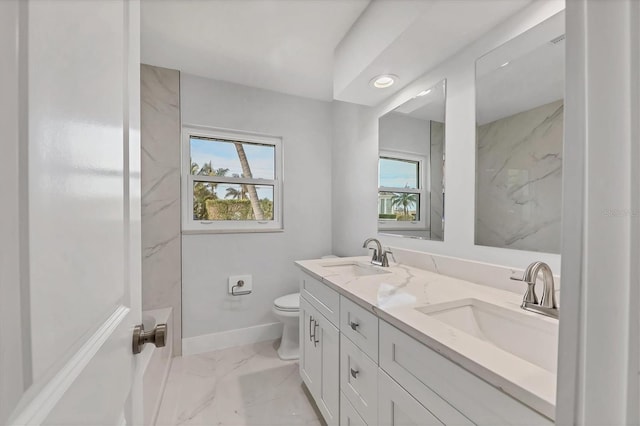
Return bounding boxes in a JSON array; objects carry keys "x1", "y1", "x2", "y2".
[
  {"x1": 430, "y1": 121, "x2": 445, "y2": 241},
  {"x1": 141, "y1": 64, "x2": 182, "y2": 354},
  {"x1": 476, "y1": 100, "x2": 563, "y2": 253}
]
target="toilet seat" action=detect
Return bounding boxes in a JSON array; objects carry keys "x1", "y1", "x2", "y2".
[{"x1": 274, "y1": 292, "x2": 300, "y2": 312}]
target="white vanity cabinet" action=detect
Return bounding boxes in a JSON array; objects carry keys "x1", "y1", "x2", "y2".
[
  {"x1": 338, "y1": 294, "x2": 451, "y2": 426},
  {"x1": 298, "y1": 268, "x2": 553, "y2": 426},
  {"x1": 379, "y1": 321, "x2": 552, "y2": 426},
  {"x1": 299, "y1": 274, "x2": 340, "y2": 426}
]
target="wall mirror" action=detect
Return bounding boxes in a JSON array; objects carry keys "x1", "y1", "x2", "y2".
[
  {"x1": 475, "y1": 11, "x2": 564, "y2": 254},
  {"x1": 378, "y1": 79, "x2": 446, "y2": 241}
]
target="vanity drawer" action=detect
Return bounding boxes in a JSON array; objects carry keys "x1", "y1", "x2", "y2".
[
  {"x1": 379, "y1": 321, "x2": 552, "y2": 425},
  {"x1": 340, "y1": 296, "x2": 379, "y2": 362},
  {"x1": 300, "y1": 271, "x2": 339, "y2": 326},
  {"x1": 340, "y1": 392, "x2": 368, "y2": 426},
  {"x1": 341, "y1": 334, "x2": 378, "y2": 425},
  {"x1": 378, "y1": 369, "x2": 443, "y2": 426}
]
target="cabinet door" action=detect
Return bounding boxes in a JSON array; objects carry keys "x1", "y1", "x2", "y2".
[
  {"x1": 300, "y1": 297, "x2": 321, "y2": 398},
  {"x1": 341, "y1": 392, "x2": 368, "y2": 426},
  {"x1": 378, "y1": 370, "x2": 444, "y2": 426},
  {"x1": 317, "y1": 313, "x2": 340, "y2": 426}
]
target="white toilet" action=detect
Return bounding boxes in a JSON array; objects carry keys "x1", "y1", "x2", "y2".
[{"x1": 272, "y1": 292, "x2": 300, "y2": 360}]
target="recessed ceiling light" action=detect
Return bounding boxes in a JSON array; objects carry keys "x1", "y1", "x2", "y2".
[
  {"x1": 370, "y1": 74, "x2": 397, "y2": 89},
  {"x1": 500, "y1": 61, "x2": 510, "y2": 68},
  {"x1": 416, "y1": 89, "x2": 432, "y2": 97}
]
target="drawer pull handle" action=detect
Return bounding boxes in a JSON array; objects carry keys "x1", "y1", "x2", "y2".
[
  {"x1": 349, "y1": 321, "x2": 359, "y2": 331},
  {"x1": 309, "y1": 316, "x2": 314, "y2": 342},
  {"x1": 313, "y1": 321, "x2": 319, "y2": 347},
  {"x1": 350, "y1": 368, "x2": 359, "y2": 379}
]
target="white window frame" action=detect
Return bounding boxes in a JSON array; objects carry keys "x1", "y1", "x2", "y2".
[
  {"x1": 378, "y1": 150, "x2": 428, "y2": 231},
  {"x1": 181, "y1": 125, "x2": 283, "y2": 233}
]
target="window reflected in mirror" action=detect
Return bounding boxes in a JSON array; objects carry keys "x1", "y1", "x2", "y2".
[{"x1": 378, "y1": 153, "x2": 424, "y2": 226}]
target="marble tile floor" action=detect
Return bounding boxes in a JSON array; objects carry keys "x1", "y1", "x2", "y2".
[{"x1": 156, "y1": 340, "x2": 324, "y2": 426}]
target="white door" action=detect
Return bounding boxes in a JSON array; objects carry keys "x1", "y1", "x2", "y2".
[{"x1": 0, "y1": 0, "x2": 144, "y2": 425}]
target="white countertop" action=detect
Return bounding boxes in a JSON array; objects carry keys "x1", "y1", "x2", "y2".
[{"x1": 295, "y1": 256, "x2": 557, "y2": 420}]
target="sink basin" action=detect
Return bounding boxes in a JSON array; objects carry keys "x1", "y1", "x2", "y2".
[
  {"x1": 416, "y1": 298, "x2": 558, "y2": 373},
  {"x1": 322, "y1": 262, "x2": 391, "y2": 277}
]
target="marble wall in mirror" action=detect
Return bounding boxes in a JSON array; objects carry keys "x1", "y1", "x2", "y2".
[
  {"x1": 378, "y1": 79, "x2": 446, "y2": 241},
  {"x1": 475, "y1": 11, "x2": 564, "y2": 253}
]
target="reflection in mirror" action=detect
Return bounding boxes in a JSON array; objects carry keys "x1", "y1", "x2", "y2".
[
  {"x1": 378, "y1": 79, "x2": 446, "y2": 241},
  {"x1": 475, "y1": 11, "x2": 564, "y2": 254}
]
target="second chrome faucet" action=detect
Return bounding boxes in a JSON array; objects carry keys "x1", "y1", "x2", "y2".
[{"x1": 511, "y1": 261, "x2": 559, "y2": 319}]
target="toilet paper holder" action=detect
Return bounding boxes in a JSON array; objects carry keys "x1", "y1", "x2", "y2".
[{"x1": 231, "y1": 279, "x2": 252, "y2": 296}]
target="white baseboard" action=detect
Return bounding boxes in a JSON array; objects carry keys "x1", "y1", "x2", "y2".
[{"x1": 182, "y1": 322, "x2": 284, "y2": 356}]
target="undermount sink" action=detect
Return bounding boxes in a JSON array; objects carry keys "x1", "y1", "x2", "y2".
[
  {"x1": 416, "y1": 298, "x2": 558, "y2": 374},
  {"x1": 322, "y1": 262, "x2": 391, "y2": 277}
]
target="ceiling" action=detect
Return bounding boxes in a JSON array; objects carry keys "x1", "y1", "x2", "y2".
[
  {"x1": 476, "y1": 10, "x2": 564, "y2": 124},
  {"x1": 141, "y1": 0, "x2": 535, "y2": 105},
  {"x1": 141, "y1": 0, "x2": 369, "y2": 101}
]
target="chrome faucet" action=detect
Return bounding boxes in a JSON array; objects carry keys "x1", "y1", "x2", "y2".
[
  {"x1": 362, "y1": 238, "x2": 391, "y2": 267},
  {"x1": 511, "y1": 261, "x2": 558, "y2": 319}
]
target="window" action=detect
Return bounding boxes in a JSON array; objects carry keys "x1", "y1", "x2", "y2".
[
  {"x1": 378, "y1": 150, "x2": 427, "y2": 230},
  {"x1": 182, "y1": 126, "x2": 283, "y2": 232}
]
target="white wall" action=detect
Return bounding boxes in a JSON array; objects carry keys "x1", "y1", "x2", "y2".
[
  {"x1": 332, "y1": 0, "x2": 565, "y2": 273},
  {"x1": 379, "y1": 112, "x2": 430, "y2": 155},
  {"x1": 0, "y1": 1, "x2": 26, "y2": 421},
  {"x1": 332, "y1": 101, "x2": 378, "y2": 255},
  {"x1": 180, "y1": 75, "x2": 333, "y2": 342}
]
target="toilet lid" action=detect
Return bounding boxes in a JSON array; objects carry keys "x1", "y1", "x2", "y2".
[{"x1": 274, "y1": 292, "x2": 300, "y2": 311}]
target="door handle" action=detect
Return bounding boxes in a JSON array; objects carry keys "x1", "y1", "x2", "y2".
[
  {"x1": 132, "y1": 323, "x2": 167, "y2": 354},
  {"x1": 350, "y1": 368, "x2": 359, "y2": 379},
  {"x1": 309, "y1": 316, "x2": 314, "y2": 342},
  {"x1": 313, "y1": 321, "x2": 319, "y2": 347},
  {"x1": 349, "y1": 321, "x2": 359, "y2": 331}
]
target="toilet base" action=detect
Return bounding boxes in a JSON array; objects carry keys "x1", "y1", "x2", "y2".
[{"x1": 276, "y1": 320, "x2": 299, "y2": 360}]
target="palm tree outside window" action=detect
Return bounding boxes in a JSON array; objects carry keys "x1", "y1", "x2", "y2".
[{"x1": 182, "y1": 127, "x2": 283, "y2": 232}]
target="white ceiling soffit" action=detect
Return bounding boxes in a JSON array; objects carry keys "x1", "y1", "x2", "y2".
[
  {"x1": 141, "y1": 0, "x2": 370, "y2": 101},
  {"x1": 334, "y1": 0, "x2": 533, "y2": 106}
]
